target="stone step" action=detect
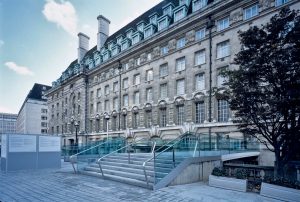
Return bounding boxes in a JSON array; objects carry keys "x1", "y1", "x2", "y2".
[
  {"x1": 84, "y1": 166, "x2": 155, "y2": 182},
  {"x1": 80, "y1": 170, "x2": 153, "y2": 189},
  {"x1": 88, "y1": 163, "x2": 169, "y2": 178},
  {"x1": 101, "y1": 158, "x2": 175, "y2": 168}
]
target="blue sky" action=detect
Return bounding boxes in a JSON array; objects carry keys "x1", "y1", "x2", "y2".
[{"x1": 0, "y1": 0, "x2": 162, "y2": 114}]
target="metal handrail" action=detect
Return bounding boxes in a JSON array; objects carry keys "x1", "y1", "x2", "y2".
[
  {"x1": 142, "y1": 136, "x2": 185, "y2": 185},
  {"x1": 70, "y1": 140, "x2": 111, "y2": 173},
  {"x1": 97, "y1": 138, "x2": 151, "y2": 177}
]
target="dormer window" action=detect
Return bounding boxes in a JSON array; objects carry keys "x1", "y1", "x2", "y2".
[
  {"x1": 158, "y1": 16, "x2": 170, "y2": 31},
  {"x1": 193, "y1": 0, "x2": 207, "y2": 12},
  {"x1": 179, "y1": 0, "x2": 190, "y2": 6},
  {"x1": 174, "y1": 6, "x2": 187, "y2": 22},
  {"x1": 111, "y1": 45, "x2": 120, "y2": 56},
  {"x1": 102, "y1": 50, "x2": 111, "y2": 61},
  {"x1": 149, "y1": 13, "x2": 158, "y2": 25},
  {"x1": 144, "y1": 24, "x2": 156, "y2": 39},
  {"x1": 163, "y1": 3, "x2": 174, "y2": 16},
  {"x1": 126, "y1": 28, "x2": 134, "y2": 39},
  {"x1": 117, "y1": 35, "x2": 124, "y2": 45},
  {"x1": 88, "y1": 60, "x2": 94, "y2": 69},
  {"x1": 94, "y1": 52, "x2": 101, "y2": 65},
  {"x1": 121, "y1": 38, "x2": 131, "y2": 51},
  {"x1": 107, "y1": 41, "x2": 114, "y2": 50},
  {"x1": 132, "y1": 32, "x2": 143, "y2": 45},
  {"x1": 137, "y1": 21, "x2": 145, "y2": 32}
]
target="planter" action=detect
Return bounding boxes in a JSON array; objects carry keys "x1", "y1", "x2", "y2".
[
  {"x1": 260, "y1": 182, "x2": 300, "y2": 202},
  {"x1": 208, "y1": 175, "x2": 247, "y2": 192}
]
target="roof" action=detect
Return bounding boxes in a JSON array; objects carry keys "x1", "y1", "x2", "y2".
[{"x1": 27, "y1": 83, "x2": 52, "y2": 101}]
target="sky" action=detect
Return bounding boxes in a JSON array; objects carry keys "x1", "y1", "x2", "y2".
[{"x1": 0, "y1": 0, "x2": 163, "y2": 114}]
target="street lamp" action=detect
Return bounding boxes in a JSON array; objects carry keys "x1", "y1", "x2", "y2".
[
  {"x1": 74, "y1": 121, "x2": 79, "y2": 146},
  {"x1": 104, "y1": 113, "x2": 110, "y2": 141}
]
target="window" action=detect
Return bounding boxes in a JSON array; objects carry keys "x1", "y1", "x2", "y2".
[
  {"x1": 122, "y1": 114, "x2": 127, "y2": 129},
  {"x1": 244, "y1": 4, "x2": 258, "y2": 20},
  {"x1": 132, "y1": 113, "x2": 139, "y2": 129},
  {"x1": 176, "y1": 57, "x2": 186, "y2": 72},
  {"x1": 159, "y1": 63, "x2": 168, "y2": 77},
  {"x1": 145, "y1": 111, "x2": 152, "y2": 128},
  {"x1": 123, "y1": 78, "x2": 129, "y2": 89},
  {"x1": 195, "y1": 50, "x2": 206, "y2": 65},
  {"x1": 276, "y1": 0, "x2": 289, "y2": 6},
  {"x1": 121, "y1": 42, "x2": 129, "y2": 51},
  {"x1": 160, "y1": 83, "x2": 168, "y2": 99},
  {"x1": 134, "y1": 91, "x2": 140, "y2": 105},
  {"x1": 113, "y1": 82, "x2": 118, "y2": 92},
  {"x1": 217, "y1": 17, "x2": 229, "y2": 31},
  {"x1": 97, "y1": 88, "x2": 101, "y2": 98},
  {"x1": 113, "y1": 98, "x2": 118, "y2": 110},
  {"x1": 123, "y1": 95, "x2": 129, "y2": 107},
  {"x1": 176, "y1": 79, "x2": 185, "y2": 95},
  {"x1": 105, "y1": 100, "x2": 110, "y2": 111},
  {"x1": 144, "y1": 27, "x2": 152, "y2": 38},
  {"x1": 147, "y1": 53, "x2": 152, "y2": 61},
  {"x1": 160, "y1": 108, "x2": 167, "y2": 127},
  {"x1": 195, "y1": 73, "x2": 205, "y2": 90},
  {"x1": 132, "y1": 35, "x2": 140, "y2": 45},
  {"x1": 218, "y1": 100, "x2": 229, "y2": 122},
  {"x1": 195, "y1": 28, "x2": 206, "y2": 41},
  {"x1": 134, "y1": 74, "x2": 141, "y2": 85},
  {"x1": 177, "y1": 105, "x2": 185, "y2": 125},
  {"x1": 217, "y1": 41, "x2": 230, "y2": 59},
  {"x1": 146, "y1": 69, "x2": 154, "y2": 81},
  {"x1": 146, "y1": 88, "x2": 153, "y2": 102},
  {"x1": 176, "y1": 37, "x2": 186, "y2": 49},
  {"x1": 163, "y1": 6, "x2": 172, "y2": 16},
  {"x1": 137, "y1": 23, "x2": 144, "y2": 32},
  {"x1": 112, "y1": 117, "x2": 117, "y2": 131},
  {"x1": 193, "y1": 0, "x2": 207, "y2": 12},
  {"x1": 105, "y1": 85, "x2": 110, "y2": 95},
  {"x1": 90, "y1": 91, "x2": 94, "y2": 101},
  {"x1": 195, "y1": 102, "x2": 205, "y2": 123},
  {"x1": 135, "y1": 58, "x2": 140, "y2": 66},
  {"x1": 161, "y1": 46, "x2": 169, "y2": 55},
  {"x1": 97, "y1": 102, "x2": 101, "y2": 112},
  {"x1": 90, "y1": 104, "x2": 94, "y2": 114},
  {"x1": 174, "y1": 8, "x2": 185, "y2": 22},
  {"x1": 217, "y1": 72, "x2": 227, "y2": 88},
  {"x1": 158, "y1": 18, "x2": 168, "y2": 31}
]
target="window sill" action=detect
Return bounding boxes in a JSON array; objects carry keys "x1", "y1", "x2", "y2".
[{"x1": 216, "y1": 55, "x2": 230, "y2": 61}]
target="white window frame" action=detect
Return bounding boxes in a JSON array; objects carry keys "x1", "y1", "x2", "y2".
[
  {"x1": 176, "y1": 57, "x2": 186, "y2": 72},
  {"x1": 123, "y1": 95, "x2": 129, "y2": 107},
  {"x1": 123, "y1": 78, "x2": 129, "y2": 89},
  {"x1": 193, "y1": 0, "x2": 207, "y2": 12},
  {"x1": 159, "y1": 63, "x2": 168, "y2": 77},
  {"x1": 134, "y1": 74, "x2": 141, "y2": 85},
  {"x1": 174, "y1": 8, "x2": 185, "y2": 22},
  {"x1": 195, "y1": 49, "x2": 206, "y2": 65},
  {"x1": 176, "y1": 79, "x2": 185, "y2": 95},
  {"x1": 195, "y1": 27, "x2": 206, "y2": 41},
  {"x1": 217, "y1": 17, "x2": 230, "y2": 31},
  {"x1": 134, "y1": 91, "x2": 140, "y2": 105},
  {"x1": 160, "y1": 83, "x2": 168, "y2": 99},
  {"x1": 146, "y1": 69, "x2": 154, "y2": 81},
  {"x1": 146, "y1": 88, "x2": 153, "y2": 102},
  {"x1": 176, "y1": 37, "x2": 186, "y2": 49},
  {"x1": 275, "y1": 0, "x2": 289, "y2": 6},
  {"x1": 244, "y1": 4, "x2": 259, "y2": 20},
  {"x1": 195, "y1": 73, "x2": 205, "y2": 91},
  {"x1": 217, "y1": 41, "x2": 230, "y2": 59}
]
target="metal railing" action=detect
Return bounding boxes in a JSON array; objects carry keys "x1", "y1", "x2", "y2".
[
  {"x1": 69, "y1": 140, "x2": 109, "y2": 173},
  {"x1": 97, "y1": 138, "x2": 156, "y2": 177}
]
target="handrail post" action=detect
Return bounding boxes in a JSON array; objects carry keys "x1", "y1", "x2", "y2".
[
  {"x1": 151, "y1": 141, "x2": 156, "y2": 154},
  {"x1": 193, "y1": 140, "x2": 198, "y2": 157},
  {"x1": 172, "y1": 147, "x2": 175, "y2": 168},
  {"x1": 98, "y1": 160, "x2": 104, "y2": 177},
  {"x1": 128, "y1": 150, "x2": 131, "y2": 164}
]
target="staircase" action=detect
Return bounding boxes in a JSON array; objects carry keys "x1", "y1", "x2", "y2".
[{"x1": 79, "y1": 153, "x2": 177, "y2": 189}]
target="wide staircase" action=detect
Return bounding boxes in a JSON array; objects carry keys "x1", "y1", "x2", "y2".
[{"x1": 68, "y1": 133, "x2": 259, "y2": 189}]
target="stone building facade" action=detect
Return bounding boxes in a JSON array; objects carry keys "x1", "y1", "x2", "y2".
[{"x1": 45, "y1": 0, "x2": 299, "y2": 146}]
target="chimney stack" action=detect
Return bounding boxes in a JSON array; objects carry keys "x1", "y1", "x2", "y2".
[
  {"x1": 97, "y1": 15, "x2": 110, "y2": 51},
  {"x1": 78, "y1": 32, "x2": 90, "y2": 63}
]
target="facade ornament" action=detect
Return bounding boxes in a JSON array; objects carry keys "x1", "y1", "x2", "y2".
[
  {"x1": 215, "y1": 88, "x2": 229, "y2": 100},
  {"x1": 128, "y1": 59, "x2": 134, "y2": 69},
  {"x1": 140, "y1": 53, "x2": 147, "y2": 63},
  {"x1": 175, "y1": 97, "x2": 185, "y2": 106},
  {"x1": 182, "y1": 122, "x2": 195, "y2": 134},
  {"x1": 95, "y1": 114, "x2": 100, "y2": 120},
  {"x1": 152, "y1": 47, "x2": 160, "y2": 59},
  {"x1": 168, "y1": 39, "x2": 176, "y2": 52},
  {"x1": 259, "y1": 0, "x2": 272, "y2": 10},
  {"x1": 194, "y1": 92, "x2": 205, "y2": 103},
  {"x1": 111, "y1": 110, "x2": 118, "y2": 117},
  {"x1": 144, "y1": 103, "x2": 152, "y2": 112},
  {"x1": 121, "y1": 108, "x2": 128, "y2": 116},
  {"x1": 158, "y1": 100, "x2": 167, "y2": 109},
  {"x1": 109, "y1": 68, "x2": 114, "y2": 77},
  {"x1": 230, "y1": 9, "x2": 243, "y2": 23},
  {"x1": 132, "y1": 106, "x2": 139, "y2": 114},
  {"x1": 150, "y1": 125, "x2": 158, "y2": 137},
  {"x1": 186, "y1": 30, "x2": 195, "y2": 44},
  {"x1": 125, "y1": 128, "x2": 133, "y2": 138}
]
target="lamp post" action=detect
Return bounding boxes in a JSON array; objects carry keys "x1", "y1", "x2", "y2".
[
  {"x1": 104, "y1": 113, "x2": 110, "y2": 141},
  {"x1": 74, "y1": 121, "x2": 79, "y2": 146}
]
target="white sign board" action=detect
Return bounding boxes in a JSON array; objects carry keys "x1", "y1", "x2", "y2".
[
  {"x1": 1, "y1": 135, "x2": 7, "y2": 158},
  {"x1": 9, "y1": 135, "x2": 36, "y2": 152},
  {"x1": 39, "y1": 136, "x2": 60, "y2": 152}
]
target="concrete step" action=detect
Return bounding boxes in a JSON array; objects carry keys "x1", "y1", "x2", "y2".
[
  {"x1": 80, "y1": 170, "x2": 153, "y2": 189},
  {"x1": 101, "y1": 158, "x2": 175, "y2": 168}
]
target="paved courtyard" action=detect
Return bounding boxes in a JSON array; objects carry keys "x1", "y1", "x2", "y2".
[{"x1": 0, "y1": 161, "x2": 278, "y2": 202}]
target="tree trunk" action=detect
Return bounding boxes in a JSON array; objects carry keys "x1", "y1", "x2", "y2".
[{"x1": 274, "y1": 149, "x2": 284, "y2": 178}]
